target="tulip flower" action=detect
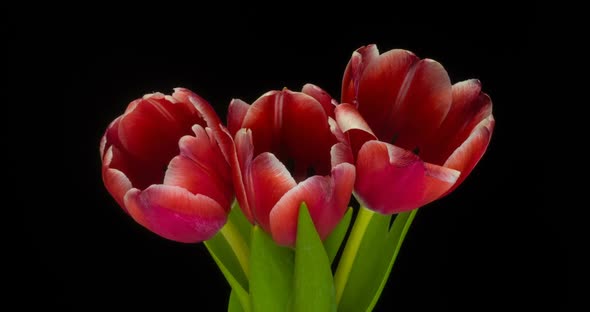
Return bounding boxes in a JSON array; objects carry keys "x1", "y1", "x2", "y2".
[
  {"x1": 225, "y1": 86, "x2": 355, "y2": 246},
  {"x1": 337, "y1": 44, "x2": 494, "y2": 214},
  {"x1": 99, "y1": 88, "x2": 234, "y2": 243}
]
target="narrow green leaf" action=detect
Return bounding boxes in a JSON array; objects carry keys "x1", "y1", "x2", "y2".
[
  {"x1": 366, "y1": 209, "x2": 417, "y2": 311},
  {"x1": 228, "y1": 290, "x2": 245, "y2": 312},
  {"x1": 205, "y1": 205, "x2": 253, "y2": 312},
  {"x1": 250, "y1": 226, "x2": 294, "y2": 312},
  {"x1": 323, "y1": 207, "x2": 353, "y2": 264},
  {"x1": 294, "y1": 203, "x2": 336, "y2": 312},
  {"x1": 205, "y1": 241, "x2": 251, "y2": 312},
  {"x1": 229, "y1": 199, "x2": 252, "y2": 243},
  {"x1": 334, "y1": 207, "x2": 417, "y2": 312}
]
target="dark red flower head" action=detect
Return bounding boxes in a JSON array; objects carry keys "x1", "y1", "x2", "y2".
[
  {"x1": 337, "y1": 45, "x2": 494, "y2": 214},
  {"x1": 225, "y1": 85, "x2": 355, "y2": 246},
  {"x1": 100, "y1": 88, "x2": 234, "y2": 243}
]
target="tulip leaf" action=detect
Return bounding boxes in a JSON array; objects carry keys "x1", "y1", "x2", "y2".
[
  {"x1": 228, "y1": 290, "x2": 245, "y2": 312},
  {"x1": 334, "y1": 207, "x2": 417, "y2": 312},
  {"x1": 205, "y1": 205, "x2": 252, "y2": 312},
  {"x1": 323, "y1": 207, "x2": 353, "y2": 264},
  {"x1": 250, "y1": 226, "x2": 294, "y2": 312},
  {"x1": 293, "y1": 203, "x2": 336, "y2": 312},
  {"x1": 229, "y1": 199, "x2": 252, "y2": 243}
]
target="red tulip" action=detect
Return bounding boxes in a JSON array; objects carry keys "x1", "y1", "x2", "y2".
[
  {"x1": 337, "y1": 44, "x2": 494, "y2": 214},
  {"x1": 99, "y1": 88, "x2": 233, "y2": 243},
  {"x1": 225, "y1": 86, "x2": 355, "y2": 246}
]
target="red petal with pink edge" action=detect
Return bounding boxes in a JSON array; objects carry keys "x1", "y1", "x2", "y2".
[
  {"x1": 249, "y1": 152, "x2": 297, "y2": 232},
  {"x1": 177, "y1": 125, "x2": 233, "y2": 195},
  {"x1": 331, "y1": 142, "x2": 354, "y2": 167},
  {"x1": 334, "y1": 103, "x2": 377, "y2": 157},
  {"x1": 124, "y1": 185, "x2": 228, "y2": 243},
  {"x1": 354, "y1": 140, "x2": 426, "y2": 214},
  {"x1": 302, "y1": 83, "x2": 337, "y2": 118},
  {"x1": 422, "y1": 163, "x2": 460, "y2": 205},
  {"x1": 227, "y1": 98, "x2": 251, "y2": 136},
  {"x1": 443, "y1": 115, "x2": 495, "y2": 194},
  {"x1": 117, "y1": 96, "x2": 192, "y2": 164},
  {"x1": 421, "y1": 79, "x2": 493, "y2": 165},
  {"x1": 164, "y1": 155, "x2": 233, "y2": 212},
  {"x1": 172, "y1": 87, "x2": 220, "y2": 129},
  {"x1": 102, "y1": 146, "x2": 133, "y2": 212},
  {"x1": 232, "y1": 129, "x2": 255, "y2": 222},
  {"x1": 386, "y1": 59, "x2": 452, "y2": 151},
  {"x1": 342, "y1": 44, "x2": 380, "y2": 106},
  {"x1": 356, "y1": 49, "x2": 418, "y2": 142},
  {"x1": 269, "y1": 162, "x2": 355, "y2": 246},
  {"x1": 242, "y1": 90, "x2": 336, "y2": 176}
]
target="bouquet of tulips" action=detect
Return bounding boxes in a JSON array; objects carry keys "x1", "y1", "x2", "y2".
[{"x1": 99, "y1": 44, "x2": 494, "y2": 311}]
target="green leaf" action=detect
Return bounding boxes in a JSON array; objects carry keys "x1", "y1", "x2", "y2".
[
  {"x1": 229, "y1": 199, "x2": 252, "y2": 243},
  {"x1": 250, "y1": 226, "x2": 294, "y2": 312},
  {"x1": 205, "y1": 204, "x2": 253, "y2": 312},
  {"x1": 323, "y1": 207, "x2": 353, "y2": 264},
  {"x1": 334, "y1": 207, "x2": 417, "y2": 312},
  {"x1": 293, "y1": 203, "x2": 336, "y2": 312},
  {"x1": 228, "y1": 290, "x2": 245, "y2": 312}
]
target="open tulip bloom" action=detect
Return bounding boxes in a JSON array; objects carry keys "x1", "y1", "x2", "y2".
[{"x1": 100, "y1": 44, "x2": 493, "y2": 311}]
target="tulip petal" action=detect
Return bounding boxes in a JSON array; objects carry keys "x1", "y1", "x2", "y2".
[
  {"x1": 242, "y1": 90, "x2": 336, "y2": 176},
  {"x1": 356, "y1": 49, "x2": 419, "y2": 142},
  {"x1": 227, "y1": 98, "x2": 251, "y2": 136},
  {"x1": 124, "y1": 185, "x2": 227, "y2": 243},
  {"x1": 269, "y1": 162, "x2": 355, "y2": 246},
  {"x1": 117, "y1": 95, "x2": 193, "y2": 167},
  {"x1": 172, "y1": 87, "x2": 221, "y2": 129},
  {"x1": 334, "y1": 103, "x2": 377, "y2": 157},
  {"x1": 249, "y1": 152, "x2": 297, "y2": 232},
  {"x1": 422, "y1": 79, "x2": 493, "y2": 164},
  {"x1": 389, "y1": 59, "x2": 453, "y2": 151},
  {"x1": 232, "y1": 129, "x2": 255, "y2": 222},
  {"x1": 423, "y1": 163, "x2": 460, "y2": 205},
  {"x1": 354, "y1": 141, "x2": 426, "y2": 214},
  {"x1": 443, "y1": 115, "x2": 495, "y2": 193},
  {"x1": 302, "y1": 83, "x2": 337, "y2": 118},
  {"x1": 342, "y1": 44, "x2": 380, "y2": 106},
  {"x1": 102, "y1": 147, "x2": 133, "y2": 211},
  {"x1": 331, "y1": 142, "x2": 354, "y2": 167},
  {"x1": 179, "y1": 126, "x2": 233, "y2": 190}
]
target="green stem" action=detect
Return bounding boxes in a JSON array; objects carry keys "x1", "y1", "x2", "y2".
[
  {"x1": 333, "y1": 206, "x2": 376, "y2": 305},
  {"x1": 218, "y1": 217, "x2": 251, "y2": 278}
]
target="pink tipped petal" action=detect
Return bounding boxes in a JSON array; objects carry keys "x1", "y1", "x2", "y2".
[
  {"x1": 164, "y1": 155, "x2": 232, "y2": 212},
  {"x1": 357, "y1": 49, "x2": 419, "y2": 142},
  {"x1": 331, "y1": 142, "x2": 354, "y2": 167},
  {"x1": 232, "y1": 129, "x2": 255, "y2": 222},
  {"x1": 249, "y1": 152, "x2": 297, "y2": 232},
  {"x1": 302, "y1": 83, "x2": 337, "y2": 117},
  {"x1": 422, "y1": 163, "x2": 460, "y2": 204},
  {"x1": 354, "y1": 141, "x2": 426, "y2": 214},
  {"x1": 172, "y1": 87, "x2": 221, "y2": 129},
  {"x1": 422, "y1": 80, "x2": 493, "y2": 164},
  {"x1": 269, "y1": 163, "x2": 355, "y2": 246},
  {"x1": 102, "y1": 146, "x2": 133, "y2": 210},
  {"x1": 328, "y1": 117, "x2": 346, "y2": 143},
  {"x1": 443, "y1": 115, "x2": 495, "y2": 194},
  {"x1": 242, "y1": 90, "x2": 335, "y2": 176},
  {"x1": 388, "y1": 59, "x2": 453, "y2": 151},
  {"x1": 124, "y1": 185, "x2": 227, "y2": 243},
  {"x1": 227, "y1": 98, "x2": 250, "y2": 136},
  {"x1": 117, "y1": 97, "x2": 189, "y2": 163},
  {"x1": 334, "y1": 103, "x2": 377, "y2": 156},
  {"x1": 342, "y1": 44, "x2": 380, "y2": 105}
]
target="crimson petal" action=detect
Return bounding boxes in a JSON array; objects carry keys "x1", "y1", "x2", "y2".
[{"x1": 124, "y1": 185, "x2": 227, "y2": 243}]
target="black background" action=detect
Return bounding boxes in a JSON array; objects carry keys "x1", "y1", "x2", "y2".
[{"x1": 19, "y1": 4, "x2": 566, "y2": 311}]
